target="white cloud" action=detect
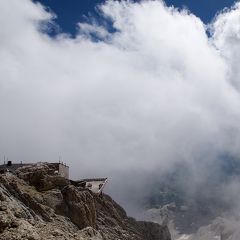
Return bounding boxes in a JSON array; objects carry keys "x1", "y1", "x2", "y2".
[
  {"x1": 211, "y1": 2, "x2": 240, "y2": 91},
  {"x1": 1, "y1": 0, "x2": 240, "y2": 210}
]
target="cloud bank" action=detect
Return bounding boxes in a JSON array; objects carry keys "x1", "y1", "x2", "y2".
[{"x1": 1, "y1": 0, "x2": 240, "y2": 212}]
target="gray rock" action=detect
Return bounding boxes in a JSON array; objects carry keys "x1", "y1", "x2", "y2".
[{"x1": 0, "y1": 164, "x2": 171, "y2": 240}]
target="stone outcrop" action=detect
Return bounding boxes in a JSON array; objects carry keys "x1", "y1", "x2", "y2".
[{"x1": 0, "y1": 163, "x2": 171, "y2": 240}]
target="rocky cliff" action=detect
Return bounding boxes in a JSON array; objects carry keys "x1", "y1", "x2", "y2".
[{"x1": 0, "y1": 163, "x2": 171, "y2": 240}]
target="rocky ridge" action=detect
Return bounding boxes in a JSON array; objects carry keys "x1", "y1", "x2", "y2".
[{"x1": 0, "y1": 163, "x2": 171, "y2": 240}]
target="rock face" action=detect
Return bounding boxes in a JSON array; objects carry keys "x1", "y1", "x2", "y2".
[{"x1": 0, "y1": 163, "x2": 171, "y2": 240}]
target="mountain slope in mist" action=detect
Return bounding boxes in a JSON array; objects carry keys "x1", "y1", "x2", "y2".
[{"x1": 141, "y1": 157, "x2": 240, "y2": 239}]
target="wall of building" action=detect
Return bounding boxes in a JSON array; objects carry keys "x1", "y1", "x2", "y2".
[{"x1": 58, "y1": 163, "x2": 69, "y2": 179}]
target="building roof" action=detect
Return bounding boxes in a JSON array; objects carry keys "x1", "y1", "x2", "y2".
[{"x1": 73, "y1": 178, "x2": 108, "y2": 194}]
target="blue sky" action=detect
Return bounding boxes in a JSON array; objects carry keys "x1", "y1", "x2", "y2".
[{"x1": 36, "y1": 0, "x2": 236, "y2": 36}]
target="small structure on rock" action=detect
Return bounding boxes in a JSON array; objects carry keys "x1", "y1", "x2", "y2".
[
  {"x1": 0, "y1": 161, "x2": 69, "y2": 179},
  {"x1": 51, "y1": 162, "x2": 69, "y2": 179},
  {"x1": 72, "y1": 178, "x2": 108, "y2": 195},
  {"x1": 0, "y1": 161, "x2": 108, "y2": 194}
]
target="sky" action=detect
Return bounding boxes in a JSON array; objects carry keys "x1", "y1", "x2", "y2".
[
  {"x1": 1, "y1": 0, "x2": 240, "y2": 214},
  {"x1": 35, "y1": 0, "x2": 237, "y2": 36}
]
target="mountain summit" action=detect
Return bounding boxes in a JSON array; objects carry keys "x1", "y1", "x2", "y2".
[{"x1": 0, "y1": 163, "x2": 170, "y2": 240}]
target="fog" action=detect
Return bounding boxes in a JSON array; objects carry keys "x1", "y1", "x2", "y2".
[{"x1": 1, "y1": 0, "x2": 240, "y2": 216}]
